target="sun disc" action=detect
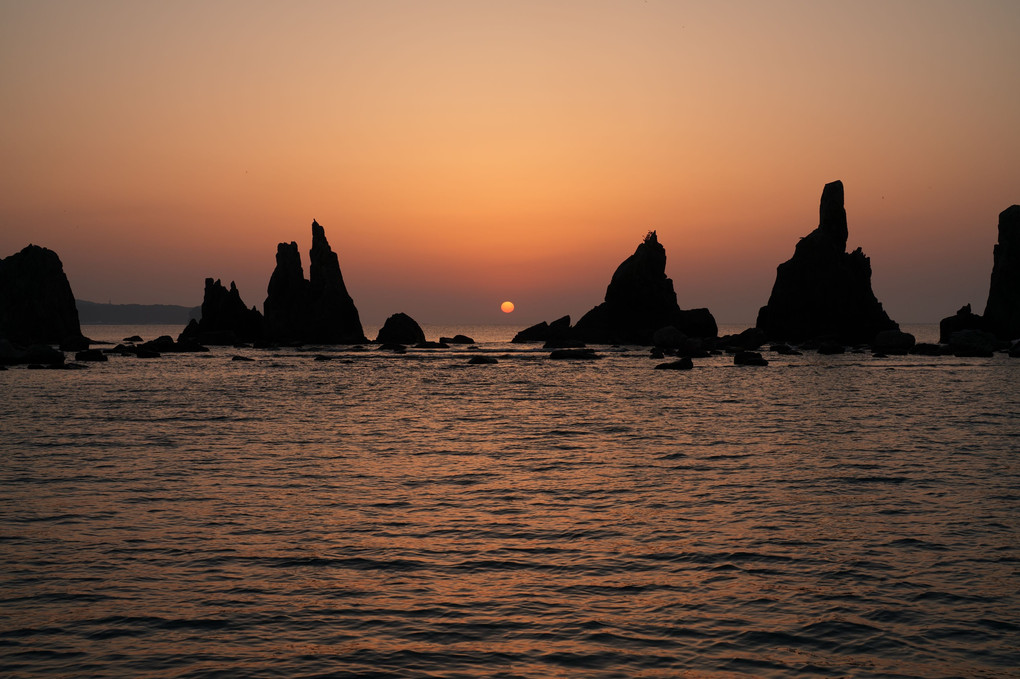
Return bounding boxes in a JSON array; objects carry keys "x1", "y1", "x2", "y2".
[{"x1": 500, "y1": 301, "x2": 515, "y2": 313}]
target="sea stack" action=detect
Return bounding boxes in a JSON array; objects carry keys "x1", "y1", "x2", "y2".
[
  {"x1": 982, "y1": 205, "x2": 1020, "y2": 340},
  {"x1": 756, "y1": 181, "x2": 898, "y2": 344},
  {"x1": 0, "y1": 244, "x2": 87, "y2": 348},
  {"x1": 179, "y1": 278, "x2": 264, "y2": 345},
  {"x1": 572, "y1": 231, "x2": 717, "y2": 344},
  {"x1": 264, "y1": 220, "x2": 367, "y2": 344},
  {"x1": 512, "y1": 231, "x2": 716, "y2": 345}
]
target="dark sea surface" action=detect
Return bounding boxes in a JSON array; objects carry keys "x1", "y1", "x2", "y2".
[{"x1": 1, "y1": 324, "x2": 1017, "y2": 678}]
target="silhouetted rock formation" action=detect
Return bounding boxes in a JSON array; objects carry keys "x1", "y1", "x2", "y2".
[
  {"x1": 264, "y1": 220, "x2": 367, "y2": 344},
  {"x1": 983, "y1": 205, "x2": 1020, "y2": 340},
  {"x1": 734, "y1": 351, "x2": 768, "y2": 366},
  {"x1": 440, "y1": 334, "x2": 475, "y2": 344},
  {"x1": 179, "y1": 278, "x2": 264, "y2": 345},
  {"x1": 0, "y1": 244, "x2": 87, "y2": 348},
  {"x1": 375, "y1": 313, "x2": 426, "y2": 345},
  {"x1": 572, "y1": 231, "x2": 717, "y2": 344},
  {"x1": 513, "y1": 232, "x2": 716, "y2": 346},
  {"x1": 939, "y1": 304, "x2": 985, "y2": 343},
  {"x1": 512, "y1": 316, "x2": 571, "y2": 343},
  {"x1": 872, "y1": 329, "x2": 915, "y2": 355},
  {"x1": 756, "y1": 181, "x2": 898, "y2": 344},
  {"x1": 468, "y1": 356, "x2": 498, "y2": 364}
]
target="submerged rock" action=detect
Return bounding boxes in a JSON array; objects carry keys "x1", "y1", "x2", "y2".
[
  {"x1": 467, "y1": 355, "x2": 498, "y2": 364},
  {"x1": 548, "y1": 348, "x2": 601, "y2": 360},
  {"x1": 264, "y1": 220, "x2": 368, "y2": 344},
  {"x1": 74, "y1": 349, "x2": 107, "y2": 362},
  {"x1": 654, "y1": 358, "x2": 694, "y2": 370},
  {"x1": 376, "y1": 312, "x2": 426, "y2": 345},
  {"x1": 756, "y1": 181, "x2": 898, "y2": 344},
  {"x1": 0, "y1": 244, "x2": 87, "y2": 348}
]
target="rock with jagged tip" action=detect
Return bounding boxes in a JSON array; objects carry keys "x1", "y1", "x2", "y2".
[
  {"x1": 572, "y1": 231, "x2": 717, "y2": 344},
  {"x1": 939, "y1": 304, "x2": 986, "y2": 343},
  {"x1": 756, "y1": 181, "x2": 899, "y2": 344},
  {"x1": 179, "y1": 278, "x2": 264, "y2": 345},
  {"x1": 512, "y1": 315, "x2": 571, "y2": 343},
  {"x1": 375, "y1": 312, "x2": 426, "y2": 345},
  {"x1": 0, "y1": 244, "x2": 88, "y2": 348},
  {"x1": 982, "y1": 205, "x2": 1020, "y2": 340},
  {"x1": 264, "y1": 221, "x2": 368, "y2": 344}
]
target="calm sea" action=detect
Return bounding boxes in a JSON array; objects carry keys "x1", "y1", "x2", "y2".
[{"x1": 1, "y1": 323, "x2": 1017, "y2": 678}]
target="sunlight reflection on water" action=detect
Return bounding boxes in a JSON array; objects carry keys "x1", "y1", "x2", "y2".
[{"x1": 1, "y1": 328, "x2": 1017, "y2": 677}]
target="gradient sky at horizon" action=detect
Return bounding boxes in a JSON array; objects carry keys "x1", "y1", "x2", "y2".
[{"x1": 2, "y1": 0, "x2": 1018, "y2": 325}]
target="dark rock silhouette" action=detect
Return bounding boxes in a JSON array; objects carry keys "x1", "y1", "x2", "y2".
[
  {"x1": 0, "y1": 244, "x2": 87, "y2": 348},
  {"x1": 179, "y1": 278, "x2": 264, "y2": 345},
  {"x1": 939, "y1": 304, "x2": 986, "y2": 343},
  {"x1": 441, "y1": 334, "x2": 475, "y2": 344},
  {"x1": 138, "y1": 335, "x2": 208, "y2": 354},
  {"x1": 734, "y1": 351, "x2": 768, "y2": 366},
  {"x1": 74, "y1": 349, "x2": 107, "y2": 362},
  {"x1": 512, "y1": 315, "x2": 571, "y2": 343},
  {"x1": 872, "y1": 329, "x2": 916, "y2": 355},
  {"x1": 756, "y1": 181, "x2": 898, "y2": 344},
  {"x1": 982, "y1": 205, "x2": 1020, "y2": 340},
  {"x1": 414, "y1": 341, "x2": 449, "y2": 349},
  {"x1": 375, "y1": 313, "x2": 426, "y2": 345},
  {"x1": 948, "y1": 329, "x2": 998, "y2": 357},
  {"x1": 0, "y1": 339, "x2": 65, "y2": 366},
  {"x1": 468, "y1": 356, "x2": 498, "y2": 364},
  {"x1": 572, "y1": 231, "x2": 717, "y2": 344},
  {"x1": 264, "y1": 220, "x2": 367, "y2": 344}
]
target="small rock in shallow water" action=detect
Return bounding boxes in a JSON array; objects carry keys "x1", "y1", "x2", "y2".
[
  {"x1": 654, "y1": 358, "x2": 693, "y2": 370},
  {"x1": 734, "y1": 351, "x2": 768, "y2": 366},
  {"x1": 467, "y1": 356, "x2": 498, "y2": 364}
]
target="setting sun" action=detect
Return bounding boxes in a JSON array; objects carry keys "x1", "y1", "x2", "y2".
[{"x1": 501, "y1": 301, "x2": 515, "y2": 313}]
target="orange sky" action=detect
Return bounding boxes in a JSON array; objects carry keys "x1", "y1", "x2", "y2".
[{"x1": 1, "y1": 0, "x2": 1018, "y2": 324}]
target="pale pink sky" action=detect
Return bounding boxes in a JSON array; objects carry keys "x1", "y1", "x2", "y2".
[{"x1": 2, "y1": 0, "x2": 1018, "y2": 324}]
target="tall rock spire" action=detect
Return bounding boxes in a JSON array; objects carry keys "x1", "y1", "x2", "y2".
[
  {"x1": 755, "y1": 181, "x2": 897, "y2": 343},
  {"x1": 982, "y1": 205, "x2": 1020, "y2": 340},
  {"x1": 264, "y1": 220, "x2": 367, "y2": 344}
]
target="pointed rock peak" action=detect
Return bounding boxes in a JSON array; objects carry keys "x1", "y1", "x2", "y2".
[
  {"x1": 311, "y1": 219, "x2": 326, "y2": 242},
  {"x1": 819, "y1": 180, "x2": 848, "y2": 249}
]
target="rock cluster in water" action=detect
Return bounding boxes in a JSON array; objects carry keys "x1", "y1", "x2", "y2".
[
  {"x1": 0, "y1": 244, "x2": 87, "y2": 352},
  {"x1": 179, "y1": 278, "x2": 264, "y2": 345},
  {"x1": 262, "y1": 220, "x2": 368, "y2": 344},
  {"x1": 513, "y1": 232, "x2": 717, "y2": 346},
  {"x1": 756, "y1": 181, "x2": 899, "y2": 344}
]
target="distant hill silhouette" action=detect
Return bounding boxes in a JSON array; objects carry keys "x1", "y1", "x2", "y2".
[{"x1": 76, "y1": 300, "x2": 200, "y2": 325}]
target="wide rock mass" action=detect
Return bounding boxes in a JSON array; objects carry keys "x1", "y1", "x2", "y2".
[
  {"x1": 515, "y1": 232, "x2": 716, "y2": 345},
  {"x1": 375, "y1": 312, "x2": 426, "y2": 345},
  {"x1": 264, "y1": 220, "x2": 367, "y2": 344},
  {"x1": 756, "y1": 181, "x2": 898, "y2": 344},
  {"x1": 179, "y1": 278, "x2": 264, "y2": 345},
  {"x1": 982, "y1": 205, "x2": 1020, "y2": 340},
  {"x1": 0, "y1": 244, "x2": 87, "y2": 347}
]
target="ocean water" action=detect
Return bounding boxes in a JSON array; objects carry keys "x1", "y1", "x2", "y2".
[{"x1": 1, "y1": 324, "x2": 1017, "y2": 678}]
